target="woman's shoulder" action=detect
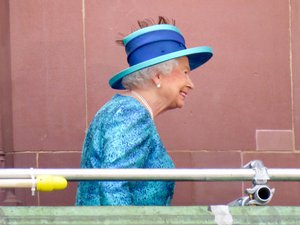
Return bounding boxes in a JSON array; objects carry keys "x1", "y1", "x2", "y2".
[
  {"x1": 102, "y1": 94, "x2": 149, "y2": 118},
  {"x1": 90, "y1": 94, "x2": 151, "y2": 127},
  {"x1": 105, "y1": 94, "x2": 139, "y2": 109}
]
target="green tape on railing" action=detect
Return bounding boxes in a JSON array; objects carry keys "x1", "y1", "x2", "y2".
[{"x1": 1, "y1": 206, "x2": 300, "y2": 225}]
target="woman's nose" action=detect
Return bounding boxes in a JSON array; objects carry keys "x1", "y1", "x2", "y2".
[{"x1": 187, "y1": 75, "x2": 194, "y2": 89}]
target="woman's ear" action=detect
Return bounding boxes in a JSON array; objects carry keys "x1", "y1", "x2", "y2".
[{"x1": 151, "y1": 73, "x2": 162, "y2": 87}]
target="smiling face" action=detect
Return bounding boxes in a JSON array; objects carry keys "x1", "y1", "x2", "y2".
[{"x1": 159, "y1": 56, "x2": 194, "y2": 109}]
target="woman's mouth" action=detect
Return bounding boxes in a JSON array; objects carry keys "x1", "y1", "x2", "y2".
[{"x1": 180, "y1": 91, "x2": 187, "y2": 98}]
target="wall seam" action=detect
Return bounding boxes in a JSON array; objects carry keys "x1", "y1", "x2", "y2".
[
  {"x1": 289, "y1": 0, "x2": 296, "y2": 151},
  {"x1": 241, "y1": 152, "x2": 244, "y2": 196},
  {"x1": 11, "y1": 150, "x2": 82, "y2": 154},
  {"x1": 36, "y1": 152, "x2": 40, "y2": 205},
  {"x1": 169, "y1": 150, "x2": 298, "y2": 154},
  {"x1": 82, "y1": 0, "x2": 88, "y2": 130}
]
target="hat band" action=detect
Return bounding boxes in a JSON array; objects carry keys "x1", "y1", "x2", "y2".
[{"x1": 125, "y1": 30, "x2": 187, "y2": 66}]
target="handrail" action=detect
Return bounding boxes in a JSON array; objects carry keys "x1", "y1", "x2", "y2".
[
  {"x1": 1, "y1": 160, "x2": 300, "y2": 206},
  {"x1": 0, "y1": 168, "x2": 300, "y2": 181}
]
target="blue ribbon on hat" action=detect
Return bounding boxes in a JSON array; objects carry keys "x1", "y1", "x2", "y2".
[{"x1": 125, "y1": 30, "x2": 186, "y2": 66}]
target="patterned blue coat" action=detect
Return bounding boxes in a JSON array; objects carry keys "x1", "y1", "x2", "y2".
[{"x1": 75, "y1": 94, "x2": 175, "y2": 205}]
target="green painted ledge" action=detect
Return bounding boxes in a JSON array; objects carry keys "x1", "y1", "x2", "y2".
[{"x1": 1, "y1": 206, "x2": 300, "y2": 225}]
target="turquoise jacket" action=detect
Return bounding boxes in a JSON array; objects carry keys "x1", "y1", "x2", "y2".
[{"x1": 76, "y1": 94, "x2": 175, "y2": 205}]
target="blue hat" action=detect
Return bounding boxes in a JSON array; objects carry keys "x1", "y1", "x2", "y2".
[{"x1": 109, "y1": 24, "x2": 213, "y2": 89}]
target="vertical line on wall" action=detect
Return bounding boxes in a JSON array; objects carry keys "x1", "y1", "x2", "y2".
[
  {"x1": 288, "y1": 0, "x2": 296, "y2": 151},
  {"x1": 42, "y1": 0, "x2": 49, "y2": 146},
  {"x1": 36, "y1": 153, "x2": 40, "y2": 206},
  {"x1": 240, "y1": 151, "x2": 244, "y2": 167},
  {"x1": 240, "y1": 152, "x2": 245, "y2": 196},
  {"x1": 36, "y1": 152, "x2": 39, "y2": 168},
  {"x1": 82, "y1": 0, "x2": 88, "y2": 130}
]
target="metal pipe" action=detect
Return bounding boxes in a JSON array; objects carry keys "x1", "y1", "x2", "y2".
[
  {"x1": 268, "y1": 169, "x2": 300, "y2": 181},
  {"x1": 0, "y1": 179, "x2": 34, "y2": 188},
  {"x1": 1, "y1": 168, "x2": 254, "y2": 181},
  {"x1": 1, "y1": 168, "x2": 300, "y2": 181},
  {"x1": 228, "y1": 184, "x2": 275, "y2": 206},
  {"x1": 254, "y1": 185, "x2": 273, "y2": 204}
]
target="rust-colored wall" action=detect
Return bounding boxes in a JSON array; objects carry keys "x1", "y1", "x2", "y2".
[
  {"x1": 1, "y1": 0, "x2": 300, "y2": 206},
  {"x1": 0, "y1": 0, "x2": 12, "y2": 155},
  {"x1": 0, "y1": 0, "x2": 15, "y2": 204}
]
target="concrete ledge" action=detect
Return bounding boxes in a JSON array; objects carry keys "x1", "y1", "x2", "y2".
[{"x1": 1, "y1": 206, "x2": 300, "y2": 225}]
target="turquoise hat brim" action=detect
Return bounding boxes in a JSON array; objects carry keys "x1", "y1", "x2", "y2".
[{"x1": 109, "y1": 46, "x2": 213, "y2": 90}]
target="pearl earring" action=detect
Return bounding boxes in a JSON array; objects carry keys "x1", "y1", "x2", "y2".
[{"x1": 157, "y1": 83, "x2": 161, "y2": 88}]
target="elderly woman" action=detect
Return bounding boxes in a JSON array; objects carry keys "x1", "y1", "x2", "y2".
[{"x1": 75, "y1": 17, "x2": 213, "y2": 206}]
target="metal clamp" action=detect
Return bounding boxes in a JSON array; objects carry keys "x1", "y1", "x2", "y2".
[
  {"x1": 30, "y1": 168, "x2": 36, "y2": 196},
  {"x1": 244, "y1": 160, "x2": 270, "y2": 185},
  {"x1": 229, "y1": 160, "x2": 275, "y2": 206}
]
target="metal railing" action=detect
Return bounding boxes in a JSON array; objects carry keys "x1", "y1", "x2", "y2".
[
  {"x1": 1, "y1": 160, "x2": 300, "y2": 206},
  {"x1": 1, "y1": 168, "x2": 300, "y2": 181}
]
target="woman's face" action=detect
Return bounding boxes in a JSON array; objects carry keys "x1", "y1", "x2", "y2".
[{"x1": 160, "y1": 56, "x2": 194, "y2": 109}]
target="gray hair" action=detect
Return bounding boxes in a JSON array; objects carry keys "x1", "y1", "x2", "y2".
[{"x1": 121, "y1": 59, "x2": 178, "y2": 89}]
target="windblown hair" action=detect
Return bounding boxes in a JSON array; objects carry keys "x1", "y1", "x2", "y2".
[
  {"x1": 116, "y1": 16, "x2": 176, "y2": 46},
  {"x1": 122, "y1": 59, "x2": 178, "y2": 90}
]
